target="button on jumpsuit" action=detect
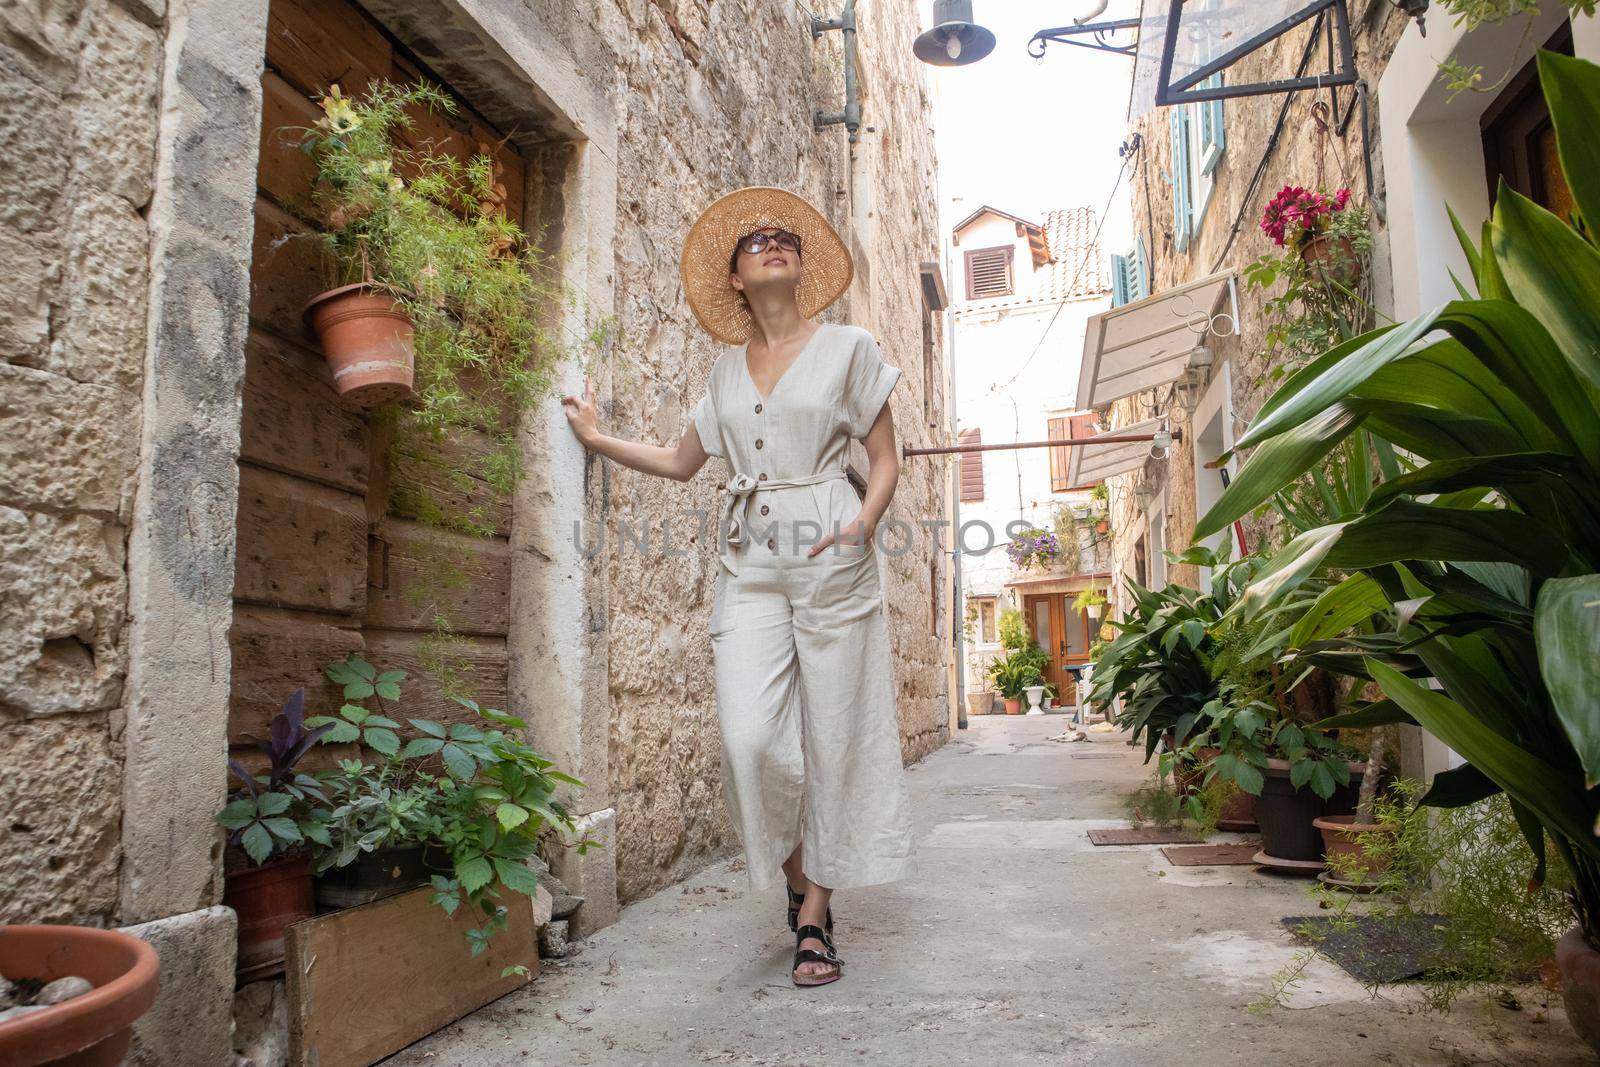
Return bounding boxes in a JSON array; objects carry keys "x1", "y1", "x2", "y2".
[{"x1": 691, "y1": 322, "x2": 917, "y2": 893}]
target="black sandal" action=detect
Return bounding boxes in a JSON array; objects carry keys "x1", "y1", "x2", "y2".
[
  {"x1": 785, "y1": 883, "x2": 834, "y2": 934},
  {"x1": 791, "y1": 923, "x2": 843, "y2": 987}
]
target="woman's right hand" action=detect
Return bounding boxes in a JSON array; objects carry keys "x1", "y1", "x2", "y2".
[{"x1": 560, "y1": 377, "x2": 600, "y2": 447}]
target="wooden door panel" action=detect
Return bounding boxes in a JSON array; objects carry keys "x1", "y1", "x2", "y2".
[{"x1": 240, "y1": 327, "x2": 369, "y2": 493}]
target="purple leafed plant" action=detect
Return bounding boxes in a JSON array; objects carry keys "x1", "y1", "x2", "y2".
[
  {"x1": 1006, "y1": 526, "x2": 1061, "y2": 570},
  {"x1": 228, "y1": 688, "x2": 333, "y2": 803}
]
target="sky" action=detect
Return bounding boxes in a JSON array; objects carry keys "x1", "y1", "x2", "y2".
[{"x1": 920, "y1": 0, "x2": 1142, "y2": 255}]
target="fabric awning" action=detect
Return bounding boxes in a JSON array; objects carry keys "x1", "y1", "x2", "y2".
[
  {"x1": 1075, "y1": 271, "x2": 1235, "y2": 409},
  {"x1": 1065, "y1": 418, "x2": 1168, "y2": 488}
]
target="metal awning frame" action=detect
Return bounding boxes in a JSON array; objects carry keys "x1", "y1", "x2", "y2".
[
  {"x1": 1156, "y1": 0, "x2": 1357, "y2": 106},
  {"x1": 1075, "y1": 270, "x2": 1238, "y2": 411}
]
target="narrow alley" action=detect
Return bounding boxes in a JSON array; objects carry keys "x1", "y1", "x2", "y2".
[{"x1": 392, "y1": 717, "x2": 1584, "y2": 1067}]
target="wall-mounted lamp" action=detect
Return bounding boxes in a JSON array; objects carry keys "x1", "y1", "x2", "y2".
[
  {"x1": 1388, "y1": 0, "x2": 1429, "y2": 35},
  {"x1": 1174, "y1": 337, "x2": 1214, "y2": 416},
  {"x1": 913, "y1": 0, "x2": 995, "y2": 66},
  {"x1": 813, "y1": 0, "x2": 862, "y2": 142}
]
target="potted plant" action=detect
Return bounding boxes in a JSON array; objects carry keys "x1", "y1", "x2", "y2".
[
  {"x1": 1005, "y1": 525, "x2": 1061, "y2": 572},
  {"x1": 987, "y1": 653, "x2": 1039, "y2": 715},
  {"x1": 1194, "y1": 50, "x2": 1600, "y2": 1049},
  {"x1": 1073, "y1": 589, "x2": 1107, "y2": 624},
  {"x1": 216, "y1": 689, "x2": 334, "y2": 979},
  {"x1": 299, "y1": 657, "x2": 451, "y2": 909},
  {"x1": 0, "y1": 926, "x2": 160, "y2": 1066},
  {"x1": 1259, "y1": 184, "x2": 1368, "y2": 287}
]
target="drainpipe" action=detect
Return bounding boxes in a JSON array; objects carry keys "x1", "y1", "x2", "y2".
[{"x1": 948, "y1": 268, "x2": 968, "y2": 732}]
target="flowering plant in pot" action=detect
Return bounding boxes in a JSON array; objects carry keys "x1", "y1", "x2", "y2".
[
  {"x1": 216, "y1": 688, "x2": 334, "y2": 979},
  {"x1": 1259, "y1": 184, "x2": 1368, "y2": 286},
  {"x1": 1194, "y1": 50, "x2": 1600, "y2": 1051},
  {"x1": 1005, "y1": 524, "x2": 1061, "y2": 571}
]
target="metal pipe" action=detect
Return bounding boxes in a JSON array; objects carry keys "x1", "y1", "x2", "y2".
[
  {"x1": 903, "y1": 429, "x2": 1181, "y2": 458},
  {"x1": 812, "y1": 0, "x2": 861, "y2": 142}
]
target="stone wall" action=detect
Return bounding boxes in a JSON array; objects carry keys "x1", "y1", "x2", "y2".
[
  {"x1": 0, "y1": 0, "x2": 162, "y2": 926},
  {"x1": 1105, "y1": 4, "x2": 1408, "y2": 594}
]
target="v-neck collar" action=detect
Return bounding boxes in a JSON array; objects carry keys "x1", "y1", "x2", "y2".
[{"x1": 741, "y1": 323, "x2": 830, "y2": 405}]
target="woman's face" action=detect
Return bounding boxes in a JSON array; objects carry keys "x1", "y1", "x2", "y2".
[{"x1": 729, "y1": 227, "x2": 802, "y2": 298}]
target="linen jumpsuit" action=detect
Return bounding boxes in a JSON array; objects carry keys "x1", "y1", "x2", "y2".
[{"x1": 691, "y1": 322, "x2": 918, "y2": 894}]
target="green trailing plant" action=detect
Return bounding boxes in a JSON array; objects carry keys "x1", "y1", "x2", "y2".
[
  {"x1": 295, "y1": 79, "x2": 610, "y2": 692},
  {"x1": 1072, "y1": 589, "x2": 1107, "y2": 614},
  {"x1": 1434, "y1": 2, "x2": 1595, "y2": 101},
  {"x1": 1194, "y1": 51, "x2": 1600, "y2": 947}
]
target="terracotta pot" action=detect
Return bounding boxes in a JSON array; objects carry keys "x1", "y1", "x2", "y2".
[
  {"x1": 223, "y1": 856, "x2": 315, "y2": 979},
  {"x1": 0, "y1": 925, "x2": 160, "y2": 1067},
  {"x1": 1095, "y1": 520, "x2": 1110, "y2": 534},
  {"x1": 1557, "y1": 927, "x2": 1600, "y2": 1057},
  {"x1": 1299, "y1": 233, "x2": 1361, "y2": 288},
  {"x1": 1312, "y1": 814, "x2": 1394, "y2": 882},
  {"x1": 303, "y1": 283, "x2": 415, "y2": 409},
  {"x1": 1256, "y1": 758, "x2": 1364, "y2": 863},
  {"x1": 1004, "y1": 698, "x2": 1023, "y2": 715}
]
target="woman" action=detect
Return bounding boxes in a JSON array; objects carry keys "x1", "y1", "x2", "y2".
[{"x1": 561, "y1": 186, "x2": 916, "y2": 987}]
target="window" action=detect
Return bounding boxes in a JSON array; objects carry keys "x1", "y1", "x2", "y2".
[
  {"x1": 976, "y1": 597, "x2": 998, "y2": 645},
  {"x1": 965, "y1": 246, "x2": 1014, "y2": 299},
  {"x1": 959, "y1": 427, "x2": 985, "y2": 501},
  {"x1": 1171, "y1": 72, "x2": 1225, "y2": 254},
  {"x1": 1109, "y1": 236, "x2": 1149, "y2": 308},
  {"x1": 930, "y1": 560, "x2": 941, "y2": 636},
  {"x1": 921, "y1": 301, "x2": 937, "y2": 427},
  {"x1": 1481, "y1": 23, "x2": 1575, "y2": 221},
  {"x1": 1048, "y1": 413, "x2": 1099, "y2": 492}
]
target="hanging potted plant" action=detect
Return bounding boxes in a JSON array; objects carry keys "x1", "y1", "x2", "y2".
[
  {"x1": 1259, "y1": 185, "x2": 1369, "y2": 289},
  {"x1": 1073, "y1": 588, "x2": 1108, "y2": 624},
  {"x1": 1005, "y1": 525, "x2": 1061, "y2": 572},
  {"x1": 216, "y1": 689, "x2": 334, "y2": 980}
]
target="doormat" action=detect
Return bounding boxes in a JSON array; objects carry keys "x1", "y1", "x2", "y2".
[
  {"x1": 1280, "y1": 913, "x2": 1449, "y2": 984},
  {"x1": 1088, "y1": 827, "x2": 1202, "y2": 846},
  {"x1": 1068, "y1": 750, "x2": 1120, "y2": 759},
  {"x1": 1161, "y1": 843, "x2": 1261, "y2": 866}
]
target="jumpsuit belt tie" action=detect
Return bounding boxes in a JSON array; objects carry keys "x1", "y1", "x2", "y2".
[{"x1": 717, "y1": 468, "x2": 849, "y2": 577}]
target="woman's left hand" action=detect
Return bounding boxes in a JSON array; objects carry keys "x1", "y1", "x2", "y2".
[{"x1": 807, "y1": 515, "x2": 874, "y2": 557}]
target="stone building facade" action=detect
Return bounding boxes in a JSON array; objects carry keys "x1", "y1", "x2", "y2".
[
  {"x1": 1096, "y1": 5, "x2": 1600, "y2": 774},
  {"x1": 0, "y1": 0, "x2": 947, "y2": 1061}
]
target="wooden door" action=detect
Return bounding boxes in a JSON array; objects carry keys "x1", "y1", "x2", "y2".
[
  {"x1": 229, "y1": 0, "x2": 531, "y2": 764},
  {"x1": 1023, "y1": 593, "x2": 1093, "y2": 707}
]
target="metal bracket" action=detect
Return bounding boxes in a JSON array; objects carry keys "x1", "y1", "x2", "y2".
[
  {"x1": 812, "y1": 0, "x2": 861, "y2": 143},
  {"x1": 1028, "y1": 18, "x2": 1141, "y2": 59}
]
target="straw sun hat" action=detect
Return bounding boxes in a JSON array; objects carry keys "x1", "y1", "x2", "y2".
[{"x1": 680, "y1": 186, "x2": 854, "y2": 346}]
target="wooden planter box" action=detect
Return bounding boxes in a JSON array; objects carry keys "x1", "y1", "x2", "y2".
[{"x1": 285, "y1": 884, "x2": 539, "y2": 1066}]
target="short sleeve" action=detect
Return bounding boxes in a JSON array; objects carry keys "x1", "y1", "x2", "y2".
[
  {"x1": 691, "y1": 389, "x2": 725, "y2": 459},
  {"x1": 841, "y1": 331, "x2": 902, "y2": 440}
]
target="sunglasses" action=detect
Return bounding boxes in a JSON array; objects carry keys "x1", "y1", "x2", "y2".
[{"x1": 736, "y1": 229, "x2": 802, "y2": 256}]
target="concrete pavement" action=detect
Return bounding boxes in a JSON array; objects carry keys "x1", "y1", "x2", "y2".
[{"x1": 389, "y1": 715, "x2": 1591, "y2": 1066}]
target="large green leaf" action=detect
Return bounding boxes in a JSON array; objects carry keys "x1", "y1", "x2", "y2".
[
  {"x1": 1323, "y1": 499, "x2": 1570, "y2": 579},
  {"x1": 1535, "y1": 575, "x2": 1600, "y2": 787},
  {"x1": 1492, "y1": 185, "x2": 1600, "y2": 399},
  {"x1": 1538, "y1": 50, "x2": 1600, "y2": 254},
  {"x1": 1417, "y1": 762, "x2": 1500, "y2": 808},
  {"x1": 1313, "y1": 699, "x2": 1414, "y2": 730},
  {"x1": 1233, "y1": 524, "x2": 1347, "y2": 616},
  {"x1": 1287, "y1": 574, "x2": 1391, "y2": 648},
  {"x1": 1366, "y1": 451, "x2": 1588, "y2": 523},
  {"x1": 1366, "y1": 658, "x2": 1598, "y2": 859},
  {"x1": 1194, "y1": 404, "x2": 1362, "y2": 540}
]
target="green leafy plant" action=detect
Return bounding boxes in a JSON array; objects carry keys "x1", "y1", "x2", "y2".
[
  {"x1": 294, "y1": 79, "x2": 610, "y2": 690},
  {"x1": 986, "y1": 650, "x2": 1045, "y2": 701},
  {"x1": 216, "y1": 689, "x2": 334, "y2": 865},
  {"x1": 1195, "y1": 50, "x2": 1600, "y2": 947},
  {"x1": 1072, "y1": 589, "x2": 1107, "y2": 614}
]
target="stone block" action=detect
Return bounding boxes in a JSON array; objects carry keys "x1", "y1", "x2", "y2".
[
  {"x1": 232, "y1": 977, "x2": 288, "y2": 1067},
  {"x1": 0, "y1": 365, "x2": 139, "y2": 518},
  {"x1": 553, "y1": 807, "x2": 618, "y2": 939},
  {"x1": 0, "y1": 718, "x2": 121, "y2": 924},
  {"x1": 122, "y1": 906, "x2": 238, "y2": 1067},
  {"x1": 48, "y1": 186, "x2": 151, "y2": 391},
  {"x1": 72, "y1": 1, "x2": 160, "y2": 206},
  {"x1": 0, "y1": 221, "x2": 60, "y2": 366},
  {"x1": 0, "y1": 507, "x2": 128, "y2": 716}
]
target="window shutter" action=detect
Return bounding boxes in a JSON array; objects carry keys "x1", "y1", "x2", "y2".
[
  {"x1": 1109, "y1": 253, "x2": 1130, "y2": 307},
  {"x1": 1170, "y1": 106, "x2": 1192, "y2": 254},
  {"x1": 1200, "y1": 73, "x2": 1226, "y2": 176},
  {"x1": 1133, "y1": 235, "x2": 1150, "y2": 301},
  {"x1": 965, "y1": 247, "x2": 1014, "y2": 300},
  {"x1": 959, "y1": 427, "x2": 985, "y2": 501},
  {"x1": 1048, "y1": 416, "x2": 1070, "y2": 492}
]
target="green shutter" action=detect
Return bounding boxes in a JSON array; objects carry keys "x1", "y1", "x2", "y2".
[
  {"x1": 1110, "y1": 253, "x2": 1130, "y2": 306},
  {"x1": 1132, "y1": 236, "x2": 1149, "y2": 301},
  {"x1": 1170, "y1": 107, "x2": 1192, "y2": 254},
  {"x1": 1200, "y1": 73, "x2": 1226, "y2": 176}
]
